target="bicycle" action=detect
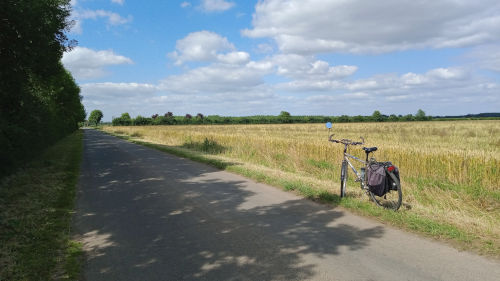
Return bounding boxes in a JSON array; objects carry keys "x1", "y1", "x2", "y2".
[{"x1": 326, "y1": 122, "x2": 402, "y2": 211}]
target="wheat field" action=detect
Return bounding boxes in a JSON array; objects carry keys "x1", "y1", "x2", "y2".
[{"x1": 103, "y1": 120, "x2": 500, "y2": 255}]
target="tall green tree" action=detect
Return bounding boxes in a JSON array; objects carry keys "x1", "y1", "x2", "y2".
[
  {"x1": 279, "y1": 111, "x2": 291, "y2": 123},
  {"x1": 371, "y1": 110, "x2": 384, "y2": 122},
  {"x1": 112, "y1": 112, "x2": 132, "y2": 126},
  {"x1": 88, "y1": 110, "x2": 103, "y2": 126},
  {"x1": 416, "y1": 109, "x2": 428, "y2": 121},
  {"x1": 0, "y1": 0, "x2": 84, "y2": 178}
]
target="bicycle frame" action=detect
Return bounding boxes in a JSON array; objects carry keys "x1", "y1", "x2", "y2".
[
  {"x1": 341, "y1": 144, "x2": 368, "y2": 184},
  {"x1": 344, "y1": 153, "x2": 365, "y2": 181}
]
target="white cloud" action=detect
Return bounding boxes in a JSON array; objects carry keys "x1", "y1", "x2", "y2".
[
  {"x1": 181, "y1": 2, "x2": 192, "y2": 8},
  {"x1": 82, "y1": 82, "x2": 157, "y2": 99},
  {"x1": 426, "y1": 68, "x2": 467, "y2": 80},
  {"x1": 464, "y1": 44, "x2": 500, "y2": 72},
  {"x1": 200, "y1": 0, "x2": 235, "y2": 12},
  {"x1": 216, "y1": 51, "x2": 250, "y2": 65},
  {"x1": 295, "y1": 70, "x2": 499, "y2": 116},
  {"x1": 79, "y1": 9, "x2": 132, "y2": 25},
  {"x1": 111, "y1": 0, "x2": 124, "y2": 5},
  {"x1": 401, "y1": 73, "x2": 427, "y2": 85},
  {"x1": 256, "y1": 43, "x2": 274, "y2": 54},
  {"x1": 275, "y1": 67, "x2": 472, "y2": 94},
  {"x1": 80, "y1": 81, "x2": 278, "y2": 120},
  {"x1": 80, "y1": 82, "x2": 159, "y2": 119},
  {"x1": 159, "y1": 62, "x2": 271, "y2": 94},
  {"x1": 62, "y1": 47, "x2": 133, "y2": 80},
  {"x1": 168, "y1": 31, "x2": 250, "y2": 65},
  {"x1": 243, "y1": 0, "x2": 500, "y2": 54},
  {"x1": 271, "y1": 54, "x2": 357, "y2": 81},
  {"x1": 70, "y1": 9, "x2": 132, "y2": 34},
  {"x1": 246, "y1": 60, "x2": 274, "y2": 71}
]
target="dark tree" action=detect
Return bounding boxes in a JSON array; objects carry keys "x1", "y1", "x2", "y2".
[
  {"x1": 279, "y1": 111, "x2": 291, "y2": 123},
  {"x1": 388, "y1": 114, "x2": 399, "y2": 122},
  {"x1": 337, "y1": 115, "x2": 350, "y2": 123},
  {"x1": 112, "y1": 112, "x2": 132, "y2": 126},
  {"x1": 0, "y1": 0, "x2": 85, "y2": 178},
  {"x1": 403, "y1": 114, "x2": 415, "y2": 121}
]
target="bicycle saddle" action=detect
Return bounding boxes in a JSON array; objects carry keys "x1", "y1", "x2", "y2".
[{"x1": 363, "y1": 147, "x2": 377, "y2": 153}]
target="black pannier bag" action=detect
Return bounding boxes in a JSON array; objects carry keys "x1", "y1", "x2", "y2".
[
  {"x1": 383, "y1": 161, "x2": 400, "y2": 191},
  {"x1": 366, "y1": 162, "x2": 387, "y2": 196}
]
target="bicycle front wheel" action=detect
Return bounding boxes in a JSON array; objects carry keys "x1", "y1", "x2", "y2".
[
  {"x1": 340, "y1": 161, "x2": 347, "y2": 198},
  {"x1": 369, "y1": 172, "x2": 402, "y2": 211}
]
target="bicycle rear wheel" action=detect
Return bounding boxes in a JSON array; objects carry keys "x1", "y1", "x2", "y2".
[
  {"x1": 340, "y1": 161, "x2": 347, "y2": 198},
  {"x1": 369, "y1": 172, "x2": 402, "y2": 211}
]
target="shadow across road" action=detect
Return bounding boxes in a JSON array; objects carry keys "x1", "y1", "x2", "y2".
[{"x1": 75, "y1": 129, "x2": 384, "y2": 280}]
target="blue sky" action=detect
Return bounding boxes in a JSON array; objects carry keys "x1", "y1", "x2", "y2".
[{"x1": 63, "y1": 0, "x2": 500, "y2": 121}]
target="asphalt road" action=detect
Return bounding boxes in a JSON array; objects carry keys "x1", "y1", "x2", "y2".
[{"x1": 74, "y1": 129, "x2": 500, "y2": 281}]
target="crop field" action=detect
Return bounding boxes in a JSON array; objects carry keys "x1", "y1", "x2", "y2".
[{"x1": 103, "y1": 120, "x2": 500, "y2": 256}]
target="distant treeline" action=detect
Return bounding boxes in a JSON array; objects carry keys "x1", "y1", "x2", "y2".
[
  {"x1": 433, "y1": 113, "x2": 500, "y2": 119},
  {"x1": 109, "y1": 110, "x2": 500, "y2": 126},
  {"x1": 111, "y1": 110, "x2": 421, "y2": 126},
  {"x1": 0, "y1": 1, "x2": 85, "y2": 178}
]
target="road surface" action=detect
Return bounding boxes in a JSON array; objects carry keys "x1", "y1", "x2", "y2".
[{"x1": 74, "y1": 129, "x2": 499, "y2": 280}]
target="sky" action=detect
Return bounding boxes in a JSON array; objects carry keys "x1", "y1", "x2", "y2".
[{"x1": 62, "y1": 0, "x2": 500, "y2": 121}]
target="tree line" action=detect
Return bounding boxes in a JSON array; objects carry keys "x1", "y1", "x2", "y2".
[
  {"x1": 110, "y1": 110, "x2": 432, "y2": 126},
  {"x1": 0, "y1": 0, "x2": 86, "y2": 178}
]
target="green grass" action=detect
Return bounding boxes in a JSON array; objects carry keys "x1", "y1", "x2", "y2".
[
  {"x1": 407, "y1": 176, "x2": 500, "y2": 202},
  {"x1": 0, "y1": 130, "x2": 84, "y2": 280},
  {"x1": 118, "y1": 136, "x2": 230, "y2": 170}
]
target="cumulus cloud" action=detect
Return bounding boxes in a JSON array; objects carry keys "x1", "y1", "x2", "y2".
[
  {"x1": 426, "y1": 68, "x2": 468, "y2": 80},
  {"x1": 168, "y1": 31, "x2": 250, "y2": 65},
  {"x1": 79, "y1": 9, "x2": 132, "y2": 25},
  {"x1": 159, "y1": 62, "x2": 272, "y2": 94},
  {"x1": 271, "y1": 54, "x2": 357, "y2": 80},
  {"x1": 216, "y1": 51, "x2": 250, "y2": 64},
  {"x1": 294, "y1": 68, "x2": 498, "y2": 116},
  {"x1": 62, "y1": 47, "x2": 133, "y2": 80},
  {"x1": 242, "y1": 0, "x2": 500, "y2": 54},
  {"x1": 70, "y1": 8, "x2": 132, "y2": 34},
  {"x1": 275, "y1": 67, "x2": 471, "y2": 93},
  {"x1": 200, "y1": 0, "x2": 235, "y2": 12},
  {"x1": 111, "y1": 0, "x2": 124, "y2": 5}
]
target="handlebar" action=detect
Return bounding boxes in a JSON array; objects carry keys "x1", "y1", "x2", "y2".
[{"x1": 329, "y1": 134, "x2": 365, "y2": 146}]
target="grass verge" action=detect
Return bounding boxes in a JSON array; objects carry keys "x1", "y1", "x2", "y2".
[
  {"x1": 106, "y1": 131, "x2": 498, "y2": 258},
  {"x1": 0, "y1": 130, "x2": 84, "y2": 280}
]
